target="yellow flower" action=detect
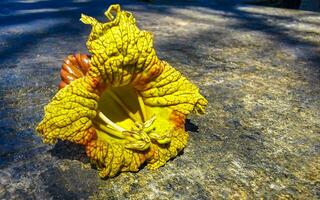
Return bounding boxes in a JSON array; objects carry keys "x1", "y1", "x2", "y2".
[{"x1": 36, "y1": 4, "x2": 207, "y2": 178}]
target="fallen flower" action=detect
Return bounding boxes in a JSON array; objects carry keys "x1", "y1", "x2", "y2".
[{"x1": 36, "y1": 4, "x2": 207, "y2": 177}]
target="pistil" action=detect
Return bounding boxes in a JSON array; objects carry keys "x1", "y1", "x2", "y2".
[
  {"x1": 98, "y1": 111, "x2": 126, "y2": 132},
  {"x1": 93, "y1": 121, "x2": 126, "y2": 139},
  {"x1": 108, "y1": 90, "x2": 140, "y2": 122}
]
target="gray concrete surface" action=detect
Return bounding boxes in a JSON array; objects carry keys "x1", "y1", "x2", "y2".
[{"x1": 0, "y1": 0, "x2": 319, "y2": 199}]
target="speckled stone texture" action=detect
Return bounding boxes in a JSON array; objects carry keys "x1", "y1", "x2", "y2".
[{"x1": 0, "y1": 0, "x2": 319, "y2": 199}]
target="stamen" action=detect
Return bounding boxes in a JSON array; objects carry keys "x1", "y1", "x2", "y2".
[
  {"x1": 144, "y1": 115, "x2": 156, "y2": 128},
  {"x1": 98, "y1": 111, "x2": 126, "y2": 132},
  {"x1": 93, "y1": 121, "x2": 126, "y2": 139},
  {"x1": 137, "y1": 91, "x2": 147, "y2": 122},
  {"x1": 108, "y1": 90, "x2": 140, "y2": 122}
]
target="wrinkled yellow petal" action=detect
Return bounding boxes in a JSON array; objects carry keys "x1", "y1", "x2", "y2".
[
  {"x1": 80, "y1": 4, "x2": 157, "y2": 87},
  {"x1": 37, "y1": 77, "x2": 99, "y2": 144},
  {"x1": 139, "y1": 61, "x2": 207, "y2": 115}
]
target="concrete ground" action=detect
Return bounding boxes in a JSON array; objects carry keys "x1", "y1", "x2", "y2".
[{"x1": 0, "y1": 0, "x2": 319, "y2": 199}]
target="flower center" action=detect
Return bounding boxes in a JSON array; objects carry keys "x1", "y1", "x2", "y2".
[{"x1": 92, "y1": 85, "x2": 155, "y2": 150}]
